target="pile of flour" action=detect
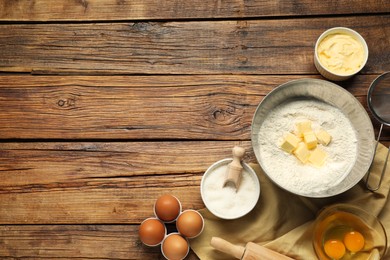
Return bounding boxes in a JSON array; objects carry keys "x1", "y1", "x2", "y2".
[{"x1": 258, "y1": 98, "x2": 357, "y2": 195}]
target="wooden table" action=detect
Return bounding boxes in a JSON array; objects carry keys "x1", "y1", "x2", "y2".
[{"x1": 0, "y1": 1, "x2": 389, "y2": 259}]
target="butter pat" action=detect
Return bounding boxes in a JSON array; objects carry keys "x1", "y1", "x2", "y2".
[
  {"x1": 309, "y1": 148, "x2": 327, "y2": 167},
  {"x1": 294, "y1": 142, "x2": 311, "y2": 163},
  {"x1": 280, "y1": 133, "x2": 300, "y2": 153},
  {"x1": 278, "y1": 120, "x2": 332, "y2": 167},
  {"x1": 295, "y1": 121, "x2": 312, "y2": 137},
  {"x1": 303, "y1": 131, "x2": 317, "y2": 150},
  {"x1": 316, "y1": 129, "x2": 332, "y2": 146}
]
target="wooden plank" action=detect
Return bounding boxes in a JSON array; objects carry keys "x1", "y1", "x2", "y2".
[
  {"x1": 0, "y1": 225, "x2": 199, "y2": 259},
  {"x1": 0, "y1": 141, "x2": 254, "y2": 224},
  {"x1": 0, "y1": 16, "x2": 389, "y2": 74},
  {"x1": 1, "y1": 140, "x2": 389, "y2": 225},
  {"x1": 0, "y1": 74, "x2": 388, "y2": 140},
  {"x1": 0, "y1": 0, "x2": 388, "y2": 21}
]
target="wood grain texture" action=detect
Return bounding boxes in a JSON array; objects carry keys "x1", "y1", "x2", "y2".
[
  {"x1": 0, "y1": 141, "x2": 254, "y2": 224},
  {"x1": 1, "y1": 3, "x2": 389, "y2": 260},
  {"x1": 0, "y1": 75, "x2": 388, "y2": 140},
  {"x1": 0, "y1": 16, "x2": 389, "y2": 74},
  {"x1": 0, "y1": 225, "x2": 199, "y2": 259},
  {"x1": 0, "y1": 0, "x2": 388, "y2": 21}
]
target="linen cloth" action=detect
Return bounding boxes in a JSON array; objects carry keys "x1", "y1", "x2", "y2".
[{"x1": 191, "y1": 143, "x2": 390, "y2": 260}]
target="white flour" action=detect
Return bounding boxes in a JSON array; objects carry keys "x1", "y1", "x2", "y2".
[
  {"x1": 258, "y1": 98, "x2": 357, "y2": 195},
  {"x1": 202, "y1": 164, "x2": 258, "y2": 218}
]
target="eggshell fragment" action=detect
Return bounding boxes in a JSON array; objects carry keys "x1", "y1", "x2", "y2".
[
  {"x1": 176, "y1": 210, "x2": 204, "y2": 238},
  {"x1": 161, "y1": 233, "x2": 189, "y2": 260},
  {"x1": 154, "y1": 194, "x2": 181, "y2": 222},
  {"x1": 139, "y1": 218, "x2": 166, "y2": 246}
]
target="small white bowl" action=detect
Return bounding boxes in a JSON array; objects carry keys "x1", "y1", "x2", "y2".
[
  {"x1": 314, "y1": 27, "x2": 368, "y2": 81},
  {"x1": 200, "y1": 158, "x2": 260, "y2": 219}
]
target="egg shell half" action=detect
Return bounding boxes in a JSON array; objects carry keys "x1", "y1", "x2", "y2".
[
  {"x1": 139, "y1": 218, "x2": 166, "y2": 246},
  {"x1": 161, "y1": 233, "x2": 189, "y2": 260},
  {"x1": 176, "y1": 210, "x2": 204, "y2": 238},
  {"x1": 154, "y1": 194, "x2": 181, "y2": 222}
]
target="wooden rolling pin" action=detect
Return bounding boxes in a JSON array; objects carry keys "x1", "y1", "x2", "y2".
[{"x1": 210, "y1": 237, "x2": 295, "y2": 260}]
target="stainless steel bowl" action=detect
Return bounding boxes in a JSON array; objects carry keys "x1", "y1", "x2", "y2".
[{"x1": 251, "y1": 78, "x2": 375, "y2": 197}]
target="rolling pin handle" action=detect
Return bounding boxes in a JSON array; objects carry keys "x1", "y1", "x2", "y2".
[{"x1": 210, "y1": 237, "x2": 245, "y2": 259}]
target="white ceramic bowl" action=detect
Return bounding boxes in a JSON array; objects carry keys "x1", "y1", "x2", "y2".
[
  {"x1": 251, "y1": 78, "x2": 375, "y2": 198},
  {"x1": 314, "y1": 27, "x2": 368, "y2": 81},
  {"x1": 200, "y1": 158, "x2": 260, "y2": 219}
]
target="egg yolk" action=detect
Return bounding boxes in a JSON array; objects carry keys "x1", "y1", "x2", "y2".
[
  {"x1": 324, "y1": 239, "x2": 346, "y2": 260},
  {"x1": 344, "y1": 231, "x2": 365, "y2": 253}
]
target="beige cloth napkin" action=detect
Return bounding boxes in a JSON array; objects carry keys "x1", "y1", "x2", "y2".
[{"x1": 190, "y1": 143, "x2": 390, "y2": 260}]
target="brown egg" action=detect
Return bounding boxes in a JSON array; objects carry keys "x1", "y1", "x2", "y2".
[
  {"x1": 162, "y1": 233, "x2": 189, "y2": 260},
  {"x1": 154, "y1": 194, "x2": 181, "y2": 222},
  {"x1": 176, "y1": 210, "x2": 204, "y2": 238},
  {"x1": 139, "y1": 218, "x2": 166, "y2": 246}
]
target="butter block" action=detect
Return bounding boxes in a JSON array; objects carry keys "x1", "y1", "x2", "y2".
[
  {"x1": 280, "y1": 132, "x2": 300, "y2": 153},
  {"x1": 303, "y1": 131, "x2": 317, "y2": 150},
  {"x1": 295, "y1": 121, "x2": 312, "y2": 137},
  {"x1": 293, "y1": 142, "x2": 311, "y2": 163},
  {"x1": 316, "y1": 129, "x2": 332, "y2": 146},
  {"x1": 309, "y1": 148, "x2": 327, "y2": 167}
]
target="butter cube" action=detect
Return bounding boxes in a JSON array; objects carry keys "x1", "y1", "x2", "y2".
[
  {"x1": 293, "y1": 142, "x2": 310, "y2": 163},
  {"x1": 303, "y1": 131, "x2": 317, "y2": 150},
  {"x1": 309, "y1": 148, "x2": 327, "y2": 167},
  {"x1": 316, "y1": 129, "x2": 332, "y2": 146},
  {"x1": 295, "y1": 121, "x2": 312, "y2": 137},
  {"x1": 280, "y1": 133, "x2": 300, "y2": 153}
]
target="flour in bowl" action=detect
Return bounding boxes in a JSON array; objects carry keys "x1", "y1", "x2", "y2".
[{"x1": 257, "y1": 98, "x2": 357, "y2": 195}]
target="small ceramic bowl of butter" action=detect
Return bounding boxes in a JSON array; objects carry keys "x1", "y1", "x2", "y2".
[{"x1": 314, "y1": 27, "x2": 368, "y2": 81}]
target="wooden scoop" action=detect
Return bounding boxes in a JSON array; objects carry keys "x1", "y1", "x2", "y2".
[
  {"x1": 210, "y1": 237, "x2": 294, "y2": 260},
  {"x1": 223, "y1": 146, "x2": 245, "y2": 191}
]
